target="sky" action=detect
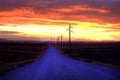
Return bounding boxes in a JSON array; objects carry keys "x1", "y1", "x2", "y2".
[{"x1": 0, "y1": 0, "x2": 120, "y2": 42}]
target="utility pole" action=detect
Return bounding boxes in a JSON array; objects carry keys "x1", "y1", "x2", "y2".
[
  {"x1": 54, "y1": 38, "x2": 56, "y2": 45},
  {"x1": 60, "y1": 34, "x2": 63, "y2": 49},
  {"x1": 51, "y1": 37, "x2": 55, "y2": 45},
  {"x1": 67, "y1": 24, "x2": 73, "y2": 52},
  {"x1": 51, "y1": 37, "x2": 53, "y2": 44},
  {"x1": 57, "y1": 35, "x2": 63, "y2": 49},
  {"x1": 57, "y1": 36, "x2": 60, "y2": 45}
]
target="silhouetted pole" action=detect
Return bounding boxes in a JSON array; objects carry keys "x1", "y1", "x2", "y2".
[
  {"x1": 69, "y1": 24, "x2": 71, "y2": 51},
  {"x1": 60, "y1": 35, "x2": 63, "y2": 49},
  {"x1": 57, "y1": 35, "x2": 63, "y2": 49},
  {"x1": 57, "y1": 36, "x2": 60, "y2": 45},
  {"x1": 51, "y1": 37, "x2": 55, "y2": 45},
  {"x1": 51, "y1": 37, "x2": 53, "y2": 44},
  {"x1": 54, "y1": 38, "x2": 56, "y2": 45},
  {"x1": 67, "y1": 24, "x2": 73, "y2": 52}
]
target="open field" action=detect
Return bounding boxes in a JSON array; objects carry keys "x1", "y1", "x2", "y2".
[
  {"x1": 0, "y1": 42, "x2": 47, "y2": 75},
  {"x1": 57, "y1": 42, "x2": 120, "y2": 68}
]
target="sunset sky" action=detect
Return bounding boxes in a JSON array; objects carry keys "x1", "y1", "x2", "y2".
[{"x1": 0, "y1": 0, "x2": 120, "y2": 42}]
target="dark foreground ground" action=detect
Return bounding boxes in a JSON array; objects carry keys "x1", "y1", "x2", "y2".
[
  {"x1": 0, "y1": 41, "x2": 120, "y2": 76},
  {"x1": 59, "y1": 42, "x2": 120, "y2": 68},
  {"x1": 0, "y1": 42, "x2": 47, "y2": 76}
]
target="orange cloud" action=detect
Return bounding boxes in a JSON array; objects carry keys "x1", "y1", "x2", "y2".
[
  {"x1": 56, "y1": 5, "x2": 109, "y2": 13},
  {"x1": 0, "y1": 8, "x2": 63, "y2": 25}
]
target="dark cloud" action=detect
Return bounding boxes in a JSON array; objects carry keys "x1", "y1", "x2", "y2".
[
  {"x1": 0, "y1": 34, "x2": 44, "y2": 41},
  {"x1": 0, "y1": 31, "x2": 20, "y2": 34},
  {"x1": 0, "y1": 24, "x2": 18, "y2": 27},
  {"x1": 0, "y1": 0, "x2": 26, "y2": 11},
  {"x1": 0, "y1": 38, "x2": 8, "y2": 40},
  {"x1": 0, "y1": 24, "x2": 6, "y2": 26},
  {"x1": 110, "y1": 34, "x2": 120, "y2": 41},
  {"x1": 105, "y1": 27, "x2": 120, "y2": 32},
  {"x1": 0, "y1": 0, "x2": 52, "y2": 11}
]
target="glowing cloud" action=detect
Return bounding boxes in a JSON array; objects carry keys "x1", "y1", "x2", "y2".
[
  {"x1": 0, "y1": 0, "x2": 120, "y2": 41},
  {"x1": 56, "y1": 5, "x2": 109, "y2": 13}
]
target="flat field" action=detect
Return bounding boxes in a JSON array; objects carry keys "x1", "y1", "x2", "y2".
[
  {"x1": 0, "y1": 42, "x2": 46, "y2": 75},
  {"x1": 58, "y1": 42, "x2": 120, "y2": 68}
]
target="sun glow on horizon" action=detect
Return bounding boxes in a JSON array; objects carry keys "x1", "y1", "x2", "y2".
[{"x1": 0, "y1": 21, "x2": 120, "y2": 42}]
